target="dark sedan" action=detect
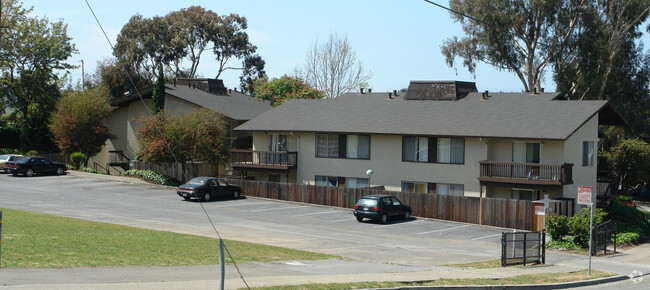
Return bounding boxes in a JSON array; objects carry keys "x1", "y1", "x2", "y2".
[
  {"x1": 4, "y1": 156, "x2": 66, "y2": 177},
  {"x1": 353, "y1": 195, "x2": 412, "y2": 224},
  {"x1": 177, "y1": 177, "x2": 242, "y2": 201}
]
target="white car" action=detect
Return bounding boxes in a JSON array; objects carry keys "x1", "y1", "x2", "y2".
[{"x1": 0, "y1": 154, "x2": 24, "y2": 173}]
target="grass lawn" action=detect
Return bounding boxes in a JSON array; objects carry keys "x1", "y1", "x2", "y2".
[{"x1": 0, "y1": 208, "x2": 335, "y2": 268}]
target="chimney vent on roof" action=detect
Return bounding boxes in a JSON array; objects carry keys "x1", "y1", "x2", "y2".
[
  {"x1": 533, "y1": 87, "x2": 538, "y2": 94},
  {"x1": 360, "y1": 88, "x2": 365, "y2": 94},
  {"x1": 388, "y1": 92, "x2": 393, "y2": 99},
  {"x1": 173, "y1": 78, "x2": 176, "y2": 87},
  {"x1": 368, "y1": 88, "x2": 372, "y2": 93},
  {"x1": 393, "y1": 89, "x2": 398, "y2": 96},
  {"x1": 540, "y1": 88, "x2": 545, "y2": 92},
  {"x1": 234, "y1": 88, "x2": 238, "y2": 92},
  {"x1": 229, "y1": 89, "x2": 232, "y2": 94},
  {"x1": 481, "y1": 90, "x2": 490, "y2": 100}
]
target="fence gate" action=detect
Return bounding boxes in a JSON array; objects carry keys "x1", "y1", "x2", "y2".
[
  {"x1": 592, "y1": 220, "x2": 617, "y2": 256},
  {"x1": 501, "y1": 231, "x2": 545, "y2": 267}
]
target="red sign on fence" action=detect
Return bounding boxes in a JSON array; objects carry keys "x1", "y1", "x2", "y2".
[{"x1": 578, "y1": 186, "x2": 592, "y2": 205}]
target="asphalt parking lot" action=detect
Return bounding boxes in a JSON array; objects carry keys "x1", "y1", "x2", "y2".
[{"x1": 1, "y1": 172, "x2": 515, "y2": 267}]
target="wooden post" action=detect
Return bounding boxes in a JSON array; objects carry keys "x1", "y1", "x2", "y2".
[{"x1": 479, "y1": 185, "x2": 483, "y2": 225}]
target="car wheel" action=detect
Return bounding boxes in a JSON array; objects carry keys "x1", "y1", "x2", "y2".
[
  {"x1": 404, "y1": 211, "x2": 411, "y2": 220},
  {"x1": 202, "y1": 192, "x2": 211, "y2": 202},
  {"x1": 380, "y1": 214, "x2": 388, "y2": 224},
  {"x1": 183, "y1": 196, "x2": 191, "y2": 201},
  {"x1": 233, "y1": 190, "x2": 240, "y2": 199},
  {"x1": 56, "y1": 167, "x2": 65, "y2": 175},
  {"x1": 26, "y1": 168, "x2": 34, "y2": 177},
  {"x1": 356, "y1": 216, "x2": 363, "y2": 222}
]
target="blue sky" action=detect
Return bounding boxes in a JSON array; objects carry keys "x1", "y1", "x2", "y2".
[{"x1": 20, "y1": 0, "x2": 650, "y2": 93}]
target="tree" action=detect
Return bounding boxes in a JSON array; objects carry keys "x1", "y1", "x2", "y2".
[
  {"x1": 86, "y1": 58, "x2": 149, "y2": 99},
  {"x1": 441, "y1": 0, "x2": 583, "y2": 92},
  {"x1": 601, "y1": 138, "x2": 650, "y2": 190},
  {"x1": 0, "y1": 0, "x2": 77, "y2": 151},
  {"x1": 240, "y1": 54, "x2": 266, "y2": 94},
  {"x1": 49, "y1": 87, "x2": 112, "y2": 166},
  {"x1": 553, "y1": 0, "x2": 650, "y2": 140},
  {"x1": 297, "y1": 33, "x2": 372, "y2": 99},
  {"x1": 255, "y1": 75, "x2": 325, "y2": 107},
  {"x1": 136, "y1": 108, "x2": 229, "y2": 180},
  {"x1": 152, "y1": 63, "x2": 165, "y2": 114},
  {"x1": 113, "y1": 6, "x2": 261, "y2": 84}
]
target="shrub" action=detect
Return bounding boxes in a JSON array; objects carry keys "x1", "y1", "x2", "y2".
[
  {"x1": 616, "y1": 232, "x2": 641, "y2": 244},
  {"x1": 546, "y1": 214, "x2": 570, "y2": 240},
  {"x1": 65, "y1": 164, "x2": 75, "y2": 170},
  {"x1": 70, "y1": 152, "x2": 87, "y2": 169},
  {"x1": 81, "y1": 167, "x2": 102, "y2": 174},
  {"x1": 123, "y1": 169, "x2": 181, "y2": 187},
  {"x1": 615, "y1": 195, "x2": 632, "y2": 202},
  {"x1": 0, "y1": 148, "x2": 21, "y2": 154},
  {"x1": 26, "y1": 150, "x2": 39, "y2": 156},
  {"x1": 546, "y1": 236, "x2": 582, "y2": 251},
  {"x1": 569, "y1": 207, "x2": 607, "y2": 248}
]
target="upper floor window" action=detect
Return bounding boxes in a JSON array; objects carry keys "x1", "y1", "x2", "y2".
[
  {"x1": 316, "y1": 134, "x2": 370, "y2": 159},
  {"x1": 402, "y1": 137, "x2": 464, "y2": 164},
  {"x1": 512, "y1": 142, "x2": 540, "y2": 163},
  {"x1": 583, "y1": 141, "x2": 594, "y2": 166}
]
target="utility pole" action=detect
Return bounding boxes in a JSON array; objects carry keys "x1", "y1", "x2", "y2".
[{"x1": 80, "y1": 59, "x2": 85, "y2": 90}]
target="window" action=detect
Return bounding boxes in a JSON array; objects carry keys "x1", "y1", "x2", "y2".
[
  {"x1": 436, "y1": 183, "x2": 464, "y2": 196},
  {"x1": 316, "y1": 134, "x2": 370, "y2": 159},
  {"x1": 511, "y1": 189, "x2": 534, "y2": 201},
  {"x1": 583, "y1": 141, "x2": 594, "y2": 166},
  {"x1": 402, "y1": 181, "x2": 464, "y2": 195},
  {"x1": 402, "y1": 137, "x2": 464, "y2": 164},
  {"x1": 512, "y1": 142, "x2": 540, "y2": 163},
  {"x1": 315, "y1": 175, "x2": 369, "y2": 188},
  {"x1": 316, "y1": 134, "x2": 339, "y2": 158}
]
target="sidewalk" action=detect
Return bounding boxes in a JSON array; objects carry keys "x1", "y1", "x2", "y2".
[{"x1": 1, "y1": 171, "x2": 647, "y2": 289}]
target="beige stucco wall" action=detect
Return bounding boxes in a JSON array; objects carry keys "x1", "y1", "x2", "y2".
[{"x1": 563, "y1": 114, "x2": 599, "y2": 204}]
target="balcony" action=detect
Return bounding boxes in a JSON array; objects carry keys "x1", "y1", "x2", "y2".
[
  {"x1": 231, "y1": 150, "x2": 297, "y2": 171},
  {"x1": 479, "y1": 161, "x2": 573, "y2": 189}
]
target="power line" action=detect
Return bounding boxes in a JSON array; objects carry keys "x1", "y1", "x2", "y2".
[{"x1": 83, "y1": 1, "x2": 250, "y2": 288}]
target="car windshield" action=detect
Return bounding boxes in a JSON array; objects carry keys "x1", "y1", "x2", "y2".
[
  {"x1": 187, "y1": 178, "x2": 208, "y2": 185},
  {"x1": 15, "y1": 157, "x2": 29, "y2": 163},
  {"x1": 357, "y1": 199, "x2": 378, "y2": 207}
]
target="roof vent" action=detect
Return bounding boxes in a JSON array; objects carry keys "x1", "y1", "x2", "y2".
[
  {"x1": 360, "y1": 88, "x2": 365, "y2": 94},
  {"x1": 481, "y1": 90, "x2": 490, "y2": 100}
]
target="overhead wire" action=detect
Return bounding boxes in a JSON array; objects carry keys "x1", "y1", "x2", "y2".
[{"x1": 83, "y1": 1, "x2": 250, "y2": 288}]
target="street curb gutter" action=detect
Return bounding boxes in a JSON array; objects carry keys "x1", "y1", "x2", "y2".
[{"x1": 376, "y1": 273, "x2": 641, "y2": 290}]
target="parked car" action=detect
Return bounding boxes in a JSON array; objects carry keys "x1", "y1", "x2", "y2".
[
  {"x1": 4, "y1": 156, "x2": 66, "y2": 177},
  {"x1": 177, "y1": 177, "x2": 242, "y2": 201},
  {"x1": 0, "y1": 154, "x2": 23, "y2": 173},
  {"x1": 353, "y1": 195, "x2": 412, "y2": 224}
]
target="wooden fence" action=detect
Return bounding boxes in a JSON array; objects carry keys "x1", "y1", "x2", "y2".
[
  {"x1": 133, "y1": 161, "x2": 217, "y2": 182},
  {"x1": 225, "y1": 179, "x2": 536, "y2": 230}
]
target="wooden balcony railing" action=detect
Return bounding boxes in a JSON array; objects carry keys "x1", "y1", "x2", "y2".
[
  {"x1": 479, "y1": 161, "x2": 573, "y2": 187},
  {"x1": 231, "y1": 149, "x2": 297, "y2": 171}
]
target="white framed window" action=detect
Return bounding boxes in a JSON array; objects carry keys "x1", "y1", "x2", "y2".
[
  {"x1": 316, "y1": 134, "x2": 370, "y2": 159},
  {"x1": 403, "y1": 137, "x2": 464, "y2": 164}
]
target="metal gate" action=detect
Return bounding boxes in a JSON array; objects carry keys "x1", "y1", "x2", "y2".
[
  {"x1": 501, "y1": 231, "x2": 545, "y2": 266},
  {"x1": 592, "y1": 220, "x2": 617, "y2": 255}
]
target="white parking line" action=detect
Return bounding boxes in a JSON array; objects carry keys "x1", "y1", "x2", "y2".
[
  {"x1": 417, "y1": 224, "x2": 470, "y2": 235},
  {"x1": 470, "y1": 233, "x2": 502, "y2": 241},
  {"x1": 250, "y1": 206, "x2": 305, "y2": 212},
  {"x1": 215, "y1": 202, "x2": 273, "y2": 208},
  {"x1": 372, "y1": 219, "x2": 424, "y2": 228},
  {"x1": 329, "y1": 218, "x2": 352, "y2": 223},
  {"x1": 296, "y1": 211, "x2": 339, "y2": 217}
]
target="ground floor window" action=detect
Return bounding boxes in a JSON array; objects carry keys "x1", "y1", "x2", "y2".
[
  {"x1": 511, "y1": 189, "x2": 534, "y2": 200},
  {"x1": 315, "y1": 175, "x2": 369, "y2": 188},
  {"x1": 401, "y1": 181, "x2": 464, "y2": 196}
]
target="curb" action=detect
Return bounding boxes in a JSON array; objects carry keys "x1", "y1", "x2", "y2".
[{"x1": 377, "y1": 273, "x2": 643, "y2": 289}]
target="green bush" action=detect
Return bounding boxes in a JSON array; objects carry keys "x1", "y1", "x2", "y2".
[
  {"x1": 123, "y1": 169, "x2": 181, "y2": 187},
  {"x1": 615, "y1": 195, "x2": 632, "y2": 202},
  {"x1": 26, "y1": 150, "x2": 39, "y2": 156},
  {"x1": 616, "y1": 232, "x2": 641, "y2": 244},
  {"x1": 546, "y1": 236, "x2": 582, "y2": 251},
  {"x1": 569, "y1": 207, "x2": 607, "y2": 248},
  {"x1": 70, "y1": 152, "x2": 87, "y2": 169},
  {"x1": 546, "y1": 214, "x2": 570, "y2": 240},
  {"x1": 65, "y1": 164, "x2": 75, "y2": 170},
  {"x1": 0, "y1": 148, "x2": 21, "y2": 155},
  {"x1": 81, "y1": 167, "x2": 102, "y2": 174}
]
